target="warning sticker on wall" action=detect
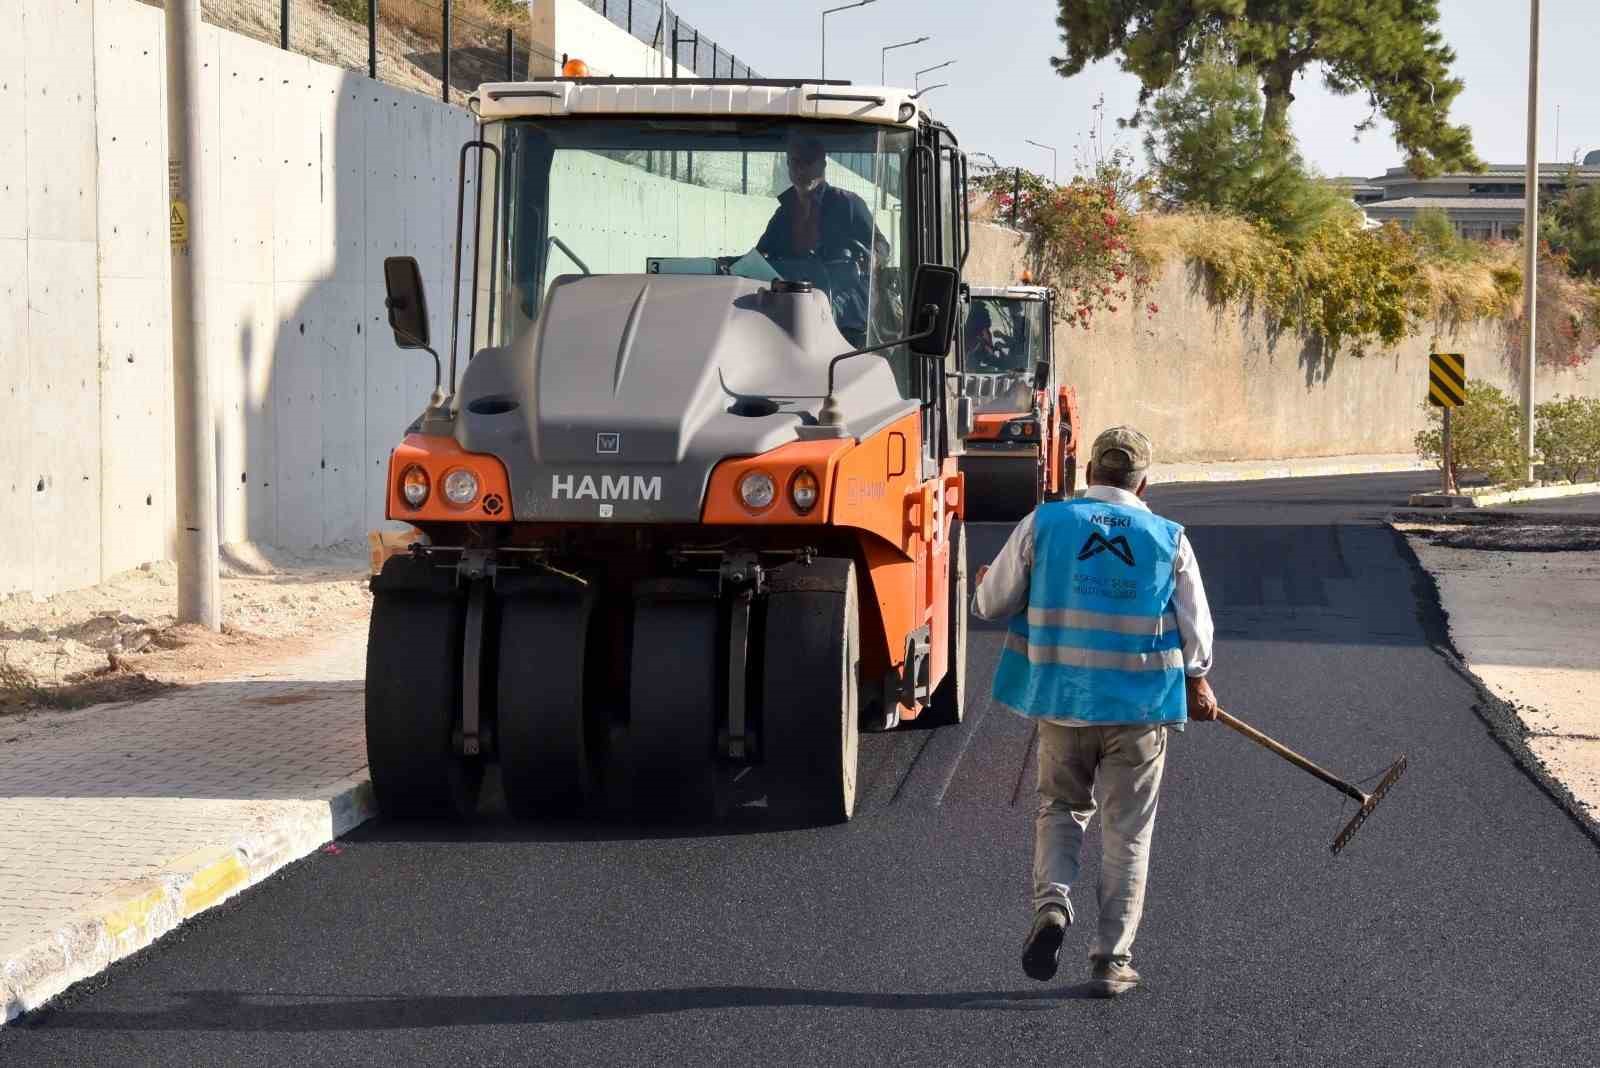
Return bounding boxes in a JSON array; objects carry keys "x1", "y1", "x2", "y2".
[{"x1": 170, "y1": 200, "x2": 189, "y2": 247}]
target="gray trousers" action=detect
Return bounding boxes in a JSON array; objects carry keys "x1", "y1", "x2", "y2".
[{"x1": 1033, "y1": 720, "x2": 1168, "y2": 964}]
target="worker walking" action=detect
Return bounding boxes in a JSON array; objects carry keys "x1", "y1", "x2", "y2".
[{"x1": 972, "y1": 426, "x2": 1219, "y2": 998}]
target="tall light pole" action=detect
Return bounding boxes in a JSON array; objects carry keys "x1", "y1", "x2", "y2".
[
  {"x1": 914, "y1": 83, "x2": 947, "y2": 99},
  {"x1": 881, "y1": 35, "x2": 928, "y2": 85},
  {"x1": 164, "y1": 0, "x2": 220, "y2": 629},
  {"x1": 1026, "y1": 138, "x2": 1058, "y2": 184},
  {"x1": 1520, "y1": 0, "x2": 1541, "y2": 480},
  {"x1": 914, "y1": 59, "x2": 954, "y2": 91},
  {"x1": 821, "y1": 0, "x2": 876, "y2": 81}
]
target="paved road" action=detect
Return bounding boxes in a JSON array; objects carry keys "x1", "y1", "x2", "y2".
[{"x1": 7, "y1": 473, "x2": 1600, "y2": 1065}]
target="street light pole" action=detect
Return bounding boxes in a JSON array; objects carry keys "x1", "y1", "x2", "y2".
[
  {"x1": 881, "y1": 35, "x2": 929, "y2": 84},
  {"x1": 914, "y1": 59, "x2": 954, "y2": 91},
  {"x1": 1521, "y1": 0, "x2": 1540, "y2": 481},
  {"x1": 821, "y1": 0, "x2": 876, "y2": 82},
  {"x1": 1025, "y1": 138, "x2": 1058, "y2": 184},
  {"x1": 163, "y1": 0, "x2": 220, "y2": 630}
]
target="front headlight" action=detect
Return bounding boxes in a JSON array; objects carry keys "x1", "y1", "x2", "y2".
[
  {"x1": 738, "y1": 471, "x2": 776, "y2": 511},
  {"x1": 400, "y1": 465, "x2": 430, "y2": 508},
  {"x1": 442, "y1": 468, "x2": 480, "y2": 507}
]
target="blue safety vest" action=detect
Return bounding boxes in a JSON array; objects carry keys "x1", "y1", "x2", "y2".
[{"x1": 992, "y1": 498, "x2": 1188, "y2": 725}]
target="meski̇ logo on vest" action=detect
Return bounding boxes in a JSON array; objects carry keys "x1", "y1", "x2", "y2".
[{"x1": 1077, "y1": 531, "x2": 1136, "y2": 567}]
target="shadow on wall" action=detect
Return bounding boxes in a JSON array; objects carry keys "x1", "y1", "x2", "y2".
[{"x1": 193, "y1": 21, "x2": 474, "y2": 554}]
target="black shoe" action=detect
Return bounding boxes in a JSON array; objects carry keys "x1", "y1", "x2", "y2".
[{"x1": 1021, "y1": 904, "x2": 1071, "y2": 982}]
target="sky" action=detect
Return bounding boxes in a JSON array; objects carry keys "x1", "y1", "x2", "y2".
[{"x1": 665, "y1": 0, "x2": 1600, "y2": 180}]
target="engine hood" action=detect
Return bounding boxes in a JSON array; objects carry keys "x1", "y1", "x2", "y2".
[{"x1": 455, "y1": 274, "x2": 915, "y2": 522}]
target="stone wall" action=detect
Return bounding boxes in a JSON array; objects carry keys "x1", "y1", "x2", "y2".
[{"x1": 967, "y1": 223, "x2": 1600, "y2": 461}]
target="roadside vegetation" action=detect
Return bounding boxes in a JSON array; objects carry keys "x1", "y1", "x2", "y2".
[
  {"x1": 1413, "y1": 383, "x2": 1600, "y2": 488},
  {"x1": 979, "y1": 49, "x2": 1600, "y2": 363}
]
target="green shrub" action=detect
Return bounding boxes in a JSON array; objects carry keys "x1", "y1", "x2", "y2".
[
  {"x1": 329, "y1": 0, "x2": 365, "y2": 21},
  {"x1": 1414, "y1": 380, "x2": 1528, "y2": 487},
  {"x1": 1535, "y1": 395, "x2": 1600, "y2": 482}
]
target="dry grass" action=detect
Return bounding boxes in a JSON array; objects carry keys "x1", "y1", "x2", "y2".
[{"x1": 1132, "y1": 210, "x2": 1277, "y2": 273}]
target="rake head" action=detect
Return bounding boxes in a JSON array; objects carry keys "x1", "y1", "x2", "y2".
[{"x1": 1331, "y1": 755, "x2": 1408, "y2": 855}]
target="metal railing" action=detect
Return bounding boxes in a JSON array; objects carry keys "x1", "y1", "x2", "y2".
[{"x1": 571, "y1": 0, "x2": 758, "y2": 78}]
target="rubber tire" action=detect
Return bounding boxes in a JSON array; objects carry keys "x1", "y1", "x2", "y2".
[
  {"x1": 923, "y1": 519, "x2": 968, "y2": 727},
  {"x1": 497, "y1": 584, "x2": 597, "y2": 819},
  {"x1": 761, "y1": 560, "x2": 861, "y2": 824},
  {"x1": 628, "y1": 580, "x2": 719, "y2": 821},
  {"x1": 365, "y1": 587, "x2": 483, "y2": 820}
]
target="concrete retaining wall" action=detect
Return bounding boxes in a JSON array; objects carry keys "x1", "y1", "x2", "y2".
[
  {"x1": 967, "y1": 224, "x2": 1600, "y2": 462},
  {"x1": 2, "y1": 0, "x2": 473, "y2": 599}
]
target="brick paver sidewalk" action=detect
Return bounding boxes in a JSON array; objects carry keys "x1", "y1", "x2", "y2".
[{"x1": 1, "y1": 625, "x2": 373, "y2": 1024}]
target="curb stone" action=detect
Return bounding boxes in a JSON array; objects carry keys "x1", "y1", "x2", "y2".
[
  {"x1": 1407, "y1": 481, "x2": 1600, "y2": 509},
  {"x1": 1146, "y1": 455, "x2": 1431, "y2": 486},
  {"x1": 1, "y1": 781, "x2": 376, "y2": 1026}
]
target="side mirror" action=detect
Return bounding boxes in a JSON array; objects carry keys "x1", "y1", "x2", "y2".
[
  {"x1": 907, "y1": 264, "x2": 960, "y2": 357},
  {"x1": 1033, "y1": 359, "x2": 1050, "y2": 391},
  {"x1": 383, "y1": 256, "x2": 431, "y2": 349}
]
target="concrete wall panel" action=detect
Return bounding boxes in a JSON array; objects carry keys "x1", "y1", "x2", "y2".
[
  {"x1": 0, "y1": 238, "x2": 32, "y2": 594},
  {"x1": 319, "y1": 280, "x2": 367, "y2": 545},
  {"x1": 0, "y1": 1, "x2": 28, "y2": 242},
  {"x1": 98, "y1": 278, "x2": 172, "y2": 576},
  {"x1": 22, "y1": 0, "x2": 97, "y2": 242},
  {"x1": 217, "y1": 32, "x2": 276, "y2": 284},
  {"x1": 271, "y1": 279, "x2": 324, "y2": 547},
  {"x1": 27, "y1": 239, "x2": 101, "y2": 593},
  {"x1": 92, "y1": 0, "x2": 166, "y2": 281}
]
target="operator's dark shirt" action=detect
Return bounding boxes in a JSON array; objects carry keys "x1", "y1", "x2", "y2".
[{"x1": 756, "y1": 182, "x2": 878, "y2": 260}]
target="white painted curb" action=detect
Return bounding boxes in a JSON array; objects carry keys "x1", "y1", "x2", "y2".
[
  {"x1": 1, "y1": 782, "x2": 375, "y2": 1026},
  {"x1": 1145, "y1": 455, "x2": 1432, "y2": 486},
  {"x1": 1407, "y1": 481, "x2": 1600, "y2": 508}
]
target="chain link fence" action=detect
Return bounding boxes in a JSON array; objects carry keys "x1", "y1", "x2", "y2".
[{"x1": 569, "y1": 0, "x2": 757, "y2": 78}]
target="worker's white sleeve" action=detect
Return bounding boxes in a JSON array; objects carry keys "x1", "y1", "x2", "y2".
[
  {"x1": 972, "y1": 513, "x2": 1034, "y2": 622},
  {"x1": 1172, "y1": 532, "x2": 1214, "y2": 677}
]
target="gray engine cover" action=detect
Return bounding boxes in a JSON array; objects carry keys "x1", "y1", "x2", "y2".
[{"x1": 454, "y1": 274, "x2": 917, "y2": 523}]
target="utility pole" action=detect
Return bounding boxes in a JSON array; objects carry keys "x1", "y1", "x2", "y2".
[
  {"x1": 164, "y1": 0, "x2": 220, "y2": 630},
  {"x1": 821, "y1": 0, "x2": 876, "y2": 82},
  {"x1": 1025, "y1": 138, "x2": 1058, "y2": 184},
  {"x1": 881, "y1": 35, "x2": 928, "y2": 85},
  {"x1": 1520, "y1": 0, "x2": 1540, "y2": 481}
]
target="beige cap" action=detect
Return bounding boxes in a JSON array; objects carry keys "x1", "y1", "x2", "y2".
[{"x1": 1090, "y1": 425, "x2": 1153, "y2": 474}]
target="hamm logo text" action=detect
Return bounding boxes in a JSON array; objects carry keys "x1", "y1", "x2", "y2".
[{"x1": 551, "y1": 474, "x2": 662, "y2": 501}]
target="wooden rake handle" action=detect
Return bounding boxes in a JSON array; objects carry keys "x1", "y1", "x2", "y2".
[{"x1": 1212, "y1": 708, "x2": 1368, "y2": 805}]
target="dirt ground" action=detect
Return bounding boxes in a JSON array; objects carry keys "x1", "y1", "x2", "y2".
[{"x1": 0, "y1": 544, "x2": 370, "y2": 716}]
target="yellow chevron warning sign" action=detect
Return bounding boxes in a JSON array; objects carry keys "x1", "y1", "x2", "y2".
[{"x1": 1428, "y1": 353, "x2": 1466, "y2": 407}]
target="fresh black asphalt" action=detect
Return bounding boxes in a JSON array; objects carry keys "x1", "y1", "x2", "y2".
[{"x1": 6, "y1": 473, "x2": 1600, "y2": 1065}]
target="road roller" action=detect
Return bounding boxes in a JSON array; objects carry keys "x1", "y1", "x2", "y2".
[
  {"x1": 956, "y1": 284, "x2": 1080, "y2": 518},
  {"x1": 364, "y1": 74, "x2": 974, "y2": 824}
]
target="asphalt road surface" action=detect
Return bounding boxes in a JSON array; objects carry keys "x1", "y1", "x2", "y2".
[{"x1": 7, "y1": 473, "x2": 1600, "y2": 1065}]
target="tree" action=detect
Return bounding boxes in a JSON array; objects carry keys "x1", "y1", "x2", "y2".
[
  {"x1": 1143, "y1": 54, "x2": 1351, "y2": 241},
  {"x1": 1053, "y1": 0, "x2": 1481, "y2": 176},
  {"x1": 1544, "y1": 182, "x2": 1600, "y2": 280}
]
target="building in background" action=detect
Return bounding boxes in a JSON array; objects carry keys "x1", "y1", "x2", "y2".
[{"x1": 1345, "y1": 151, "x2": 1600, "y2": 241}]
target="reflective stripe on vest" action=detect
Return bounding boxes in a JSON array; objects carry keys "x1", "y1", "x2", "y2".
[{"x1": 992, "y1": 498, "x2": 1188, "y2": 725}]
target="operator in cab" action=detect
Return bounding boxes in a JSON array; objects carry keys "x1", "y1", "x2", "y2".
[
  {"x1": 757, "y1": 135, "x2": 885, "y2": 347},
  {"x1": 756, "y1": 135, "x2": 877, "y2": 261},
  {"x1": 964, "y1": 301, "x2": 1004, "y2": 371}
]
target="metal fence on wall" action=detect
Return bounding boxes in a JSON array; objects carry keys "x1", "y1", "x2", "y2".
[{"x1": 571, "y1": 0, "x2": 757, "y2": 78}]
